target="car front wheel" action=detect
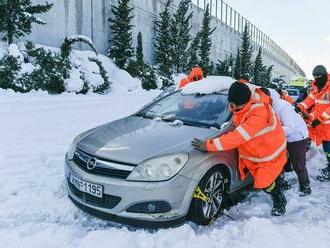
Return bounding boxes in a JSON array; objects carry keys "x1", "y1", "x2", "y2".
[{"x1": 187, "y1": 167, "x2": 229, "y2": 225}]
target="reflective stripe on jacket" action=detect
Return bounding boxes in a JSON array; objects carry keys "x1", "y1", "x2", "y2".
[{"x1": 205, "y1": 98, "x2": 287, "y2": 189}]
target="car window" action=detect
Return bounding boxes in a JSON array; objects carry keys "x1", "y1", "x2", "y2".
[{"x1": 137, "y1": 92, "x2": 231, "y2": 128}]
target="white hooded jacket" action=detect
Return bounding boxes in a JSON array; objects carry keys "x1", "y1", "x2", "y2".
[{"x1": 269, "y1": 89, "x2": 309, "y2": 142}]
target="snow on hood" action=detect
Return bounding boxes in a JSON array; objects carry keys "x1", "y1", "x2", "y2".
[{"x1": 182, "y1": 76, "x2": 235, "y2": 95}]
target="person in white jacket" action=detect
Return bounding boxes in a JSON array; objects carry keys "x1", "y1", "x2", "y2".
[{"x1": 260, "y1": 88, "x2": 311, "y2": 195}]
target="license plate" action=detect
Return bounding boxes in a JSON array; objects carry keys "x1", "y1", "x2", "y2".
[{"x1": 70, "y1": 175, "x2": 103, "y2": 198}]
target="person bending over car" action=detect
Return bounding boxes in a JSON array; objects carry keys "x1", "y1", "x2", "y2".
[{"x1": 192, "y1": 82, "x2": 288, "y2": 216}]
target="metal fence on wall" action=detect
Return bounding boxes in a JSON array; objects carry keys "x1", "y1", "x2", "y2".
[{"x1": 191, "y1": 0, "x2": 305, "y2": 76}]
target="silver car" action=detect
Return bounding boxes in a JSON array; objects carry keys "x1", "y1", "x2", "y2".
[{"x1": 64, "y1": 90, "x2": 252, "y2": 228}]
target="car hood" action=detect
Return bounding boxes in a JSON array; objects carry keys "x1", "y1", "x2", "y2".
[{"x1": 76, "y1": 116, "x2": 219, "y2": 164}]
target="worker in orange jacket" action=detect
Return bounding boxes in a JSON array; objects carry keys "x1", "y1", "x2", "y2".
[
  {"x1": 178, "y1": 67, "x2": 204, "y2": 88},
  {"x1": 192, "y1": 82, "x2": 288, "y2": 216},
  {"x1": 295, "y1": 65, "x2": 330, "y2": 181}
]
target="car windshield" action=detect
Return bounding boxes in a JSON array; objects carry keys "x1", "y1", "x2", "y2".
[
  {"x1": 287, "y1": 89, "x2": 299, "y2": 96},
  {"x1": 136, "y1": 91, "x2": 231, "y2": 129}
]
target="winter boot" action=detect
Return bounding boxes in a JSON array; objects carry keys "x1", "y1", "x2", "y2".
[
  {"x1": 299, "y1": 183, "x2": 312, "y2": 196},
  {"x1": 265, "y1": 182, "x2": 287, "y2": 216},
  {"x1": 276, "y1": 172, "x2": 292, "y2": 190}
]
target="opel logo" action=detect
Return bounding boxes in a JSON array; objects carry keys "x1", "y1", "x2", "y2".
[{"x1": 87, "y1": 157, "x2": 97, "y2": 170}]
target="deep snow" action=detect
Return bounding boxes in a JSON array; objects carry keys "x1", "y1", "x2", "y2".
[{"x1": 1, "y1": 91, "x2": 330, "y2": 248}]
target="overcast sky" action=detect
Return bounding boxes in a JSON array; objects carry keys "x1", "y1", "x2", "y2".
[{"x1": 225, "y1": 0, "x2": 330, "y2": 78}]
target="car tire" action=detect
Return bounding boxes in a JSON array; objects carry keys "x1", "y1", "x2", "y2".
[{"x1": 187, "y1": 167, "x2": 229, "y2": 225}]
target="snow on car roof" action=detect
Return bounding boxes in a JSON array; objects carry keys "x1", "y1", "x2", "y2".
[{"x1": 181, "y1": 76, "x2": 236, "y2": 95}]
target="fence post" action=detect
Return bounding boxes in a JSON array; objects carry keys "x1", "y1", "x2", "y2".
[{"x1": 220, "y1": 0, "x2": 223, "y2": 22}]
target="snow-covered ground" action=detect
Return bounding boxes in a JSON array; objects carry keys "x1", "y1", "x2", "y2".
[{"x1": 1, "y1": 92, "x2": 330, "y2": 248}]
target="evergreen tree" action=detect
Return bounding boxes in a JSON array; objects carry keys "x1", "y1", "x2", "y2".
[
  {"x1": 262, "y1": 65, "x2": 274, "y2": 87},
  {"x1": 0, "y1": 55, "x2": 21, "y2": 91},
  {"x1": 89, "y1": 57, "x2": 111, "y2": 94},
  {"x1": 136, "y1": 32, "x2": 144, "y2": 66},
  {"x1": 108, "y1": 0, "x2": 134, "y2": 69},
  {"x1": 127, "y1": 33, "x2": 157, "y2": 90},
  {"x1": 253, "y1": 47, "x2": 264, "y2": 86},
  {"x1": 187, "y1": 34, "x2": 200, "y2": 71},
  {"x1": 239, "y1": 24, "x2": 254, "y2": 81},
  {"x1": 171, "y1": 0, "x2": 192, "y2": 73},
  {"x1": 234, "y1": 48, "x2": 241, "y2": 80},
  {"x1": 216, "y1": 55, "x2": 234, "y2": 77},
  {"x1": 198, "y1": 4, "x2": 215, "y2": 76},
  {"x1": 0, "y1": 0, "x2": 53, "y2": 44},
  {"x1": 154, "y1": 0, "x2": 174, "y2": 89}
]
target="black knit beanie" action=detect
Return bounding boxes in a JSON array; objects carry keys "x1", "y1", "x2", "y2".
[{"x1": 228, "y1": 82, "x2": 251, "y2": 105}]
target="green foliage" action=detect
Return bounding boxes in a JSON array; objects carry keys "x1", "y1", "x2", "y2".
[
  {"x1": 216, "y1": 55, "x2": 234, "y2": 77},
  {"x1": 154, "y1": 0, "x2": 173, "y2": 88},
  {"x1": 239, "y1": 24, "x2": 254, "y2": 80},
  {"x1": 21, "y1": 41, "x2": 68, "y2": 94},
  {"x1": 234, "y1": 48, "x2": 241, "y2": 80},
  {"x1": 136, "y1": 32, "x2": 144, "y2": 66},
  {"x1": 60, "y1": 36, "x2": 97, "y2": 60},
  {"x1": 198, "y1": 4, "x2": 215, "y2": 76},
  {"x1": 108, "y1": 0, "x2": 134, "y2": 69},
  {"x1": 263, "y1": 65, "x2": 274, "y2": 87},
  {"x1": 0, "y1": 55, "x2": 21, "y2": 91},
  {"x1": 171, "y1": 0, "x2": 192, "y2": 73},
  {"x1": 88, "y1": 57, "x2": 111, "y2": 94},
  {"x1": 0, "y1": 0, "x2": 53, "y2": 44},
  {"x1": 252, "y1": 47, "x2": 264, "y2": 86},
  {"x1": 127, "y1": 33, "x2": 157, "y2": 90}
]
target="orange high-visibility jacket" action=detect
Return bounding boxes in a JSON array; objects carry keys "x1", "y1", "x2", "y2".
[
  {"x1": 178, "y1": 78, "x2": 190, "y2": 89},
  {"x1": 282, "y1": 91, "x2": 294, "y2": 104},
  {"x1": 188, "y1": 67, "x2": 203, "y2": 82},
  {"x1": 297, "y1": 76, "x2": 330, "y2": 145},
  {"x1": 178, "y1": 67, "x2": 204, "y2": 89},
  {"x1": 205, "y1": 98, "x2": 287, "y2": 189}
]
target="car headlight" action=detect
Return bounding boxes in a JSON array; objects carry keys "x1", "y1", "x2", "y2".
[
  {"x1": 66, "y1": 132, "x2": 87, "y2": 160},
  {"x1": 127, "y1": 153, "x2": 189, "y2": 182}
]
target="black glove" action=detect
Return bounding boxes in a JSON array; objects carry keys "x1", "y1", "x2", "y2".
[
  {"x1": 192, "y1": 138, "x2": 207, "y2": 152},
  {"x1": 294, "y1": 106, "x2": 301, "y2": 113},
  {"x1": 311, "y1": 119, "x2": 321, "y2": 128}
]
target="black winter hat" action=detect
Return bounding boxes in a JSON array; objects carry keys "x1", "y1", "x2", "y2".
[
  {"x1": 312, "y1": 65, "x2": 327, "y2": 77},
  {"x1": 228, "y1": 82, "x2": 251, "y2": 105}
]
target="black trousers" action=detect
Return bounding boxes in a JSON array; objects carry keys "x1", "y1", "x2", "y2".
[{"x1": 287, "y1": 139, "x2": 310, "y2": 185}]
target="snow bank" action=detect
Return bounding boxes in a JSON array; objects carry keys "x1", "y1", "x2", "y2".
[{"x1": 182, "y1": 76, "x2": 235, "y2": 95}]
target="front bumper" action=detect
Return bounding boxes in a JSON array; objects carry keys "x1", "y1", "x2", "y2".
[{"x1": 65, "y1": 157, "x2": 197, "y2": 228}]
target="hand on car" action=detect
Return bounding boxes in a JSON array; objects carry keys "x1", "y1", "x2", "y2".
[{"x1": 192, "y1": 138, "x2": 207, "y2": 152}]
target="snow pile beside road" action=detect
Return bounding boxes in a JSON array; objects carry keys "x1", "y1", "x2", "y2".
[{"x1": 182, "y1": 76, "x2": 235, "y2": 95}]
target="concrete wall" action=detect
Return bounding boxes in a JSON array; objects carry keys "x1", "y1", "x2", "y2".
[{"x1": 27, "y1": 0, "x2": 304, "y2": 81}]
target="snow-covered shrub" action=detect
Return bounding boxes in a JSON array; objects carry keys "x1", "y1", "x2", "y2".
[
  {"x1": 60, "y1": 35, "x2": 97, "y2": 60},
  {"x1": 88, "y1": 57, "x2": 111, "y2": 94},
  {"x1": 0, "y1": 55, "x2": 21, "y2": 91},
  {"x1": 126, "y1": 59, "x2": 157, "y2": 91},
  {"x1": 20, "y1": 41, "x2": 68, "y2": 94}
]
